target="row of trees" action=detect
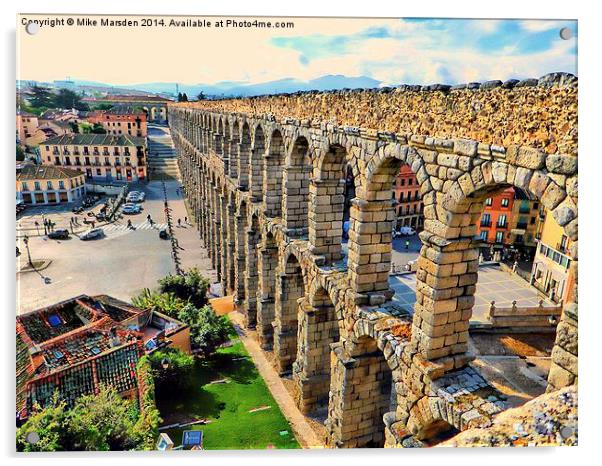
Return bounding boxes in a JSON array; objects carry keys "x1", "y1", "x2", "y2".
[{"x1": 177, "y1": 91, "x2": 206, "y2": 102}]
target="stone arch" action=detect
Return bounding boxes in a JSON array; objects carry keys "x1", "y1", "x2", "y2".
[
  {"x1": 413, "y1": 160, "x2": 577, "y2": 373},
  {"x1": 293, "y1": 284, "x2": 341, "y2": 415},
  {"x1": 250, "y1": 124, "x2": 266, "y2": 201},
  {"x1": 234, "y1": 198, "x2": 248, "y2": 304},
  {"x1": 225, "y1": 190, "x2": 236, "y2": 294},
  {"x1": 223, "y1": 118, "x2": 231, "y2": 175},
  {"x1": 257, "y1": 230, "x2": 278, "y2": 349},
  {"x1": 273, "y1": 250, "x2": 307, "y2": 374},
  {"x1": 283, "y1": 135, "x2": 312, "y2": 234},
  {"x1": 239, "y1": 122, "x2": 252, "y2": 190},
  {"x1": 308, "y1": 144, "x2": 348, "y2": 263},
  {"x1": 264, "y1": 128, "x2": 286, "y2": 217}
]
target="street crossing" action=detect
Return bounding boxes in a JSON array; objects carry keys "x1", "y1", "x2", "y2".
[{"x1": 99, "y1": 221, "x2": 167, "y2": 238}]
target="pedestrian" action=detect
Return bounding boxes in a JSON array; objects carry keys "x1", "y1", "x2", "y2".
[
  {"x1": 127, "y1": 219, "x2": 132, "y2": 229},
  {"x1": 177, "y1": 218, "x2": 181, "y2": 227},
  {"x1": 184, "y1": 216, "x2": 188, "y2": 224},
  {"x1": 91, "y1": 221, "x2": 95, "y2": 229},
  {"x1": 405, "y1": 240, "x2": 410, "y2": 250}
]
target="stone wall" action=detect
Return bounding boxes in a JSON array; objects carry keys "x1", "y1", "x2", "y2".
[{"x1": 176, "y1": 73, "x2": 577, "y2": 156}]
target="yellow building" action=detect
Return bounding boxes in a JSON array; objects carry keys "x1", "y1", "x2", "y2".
[
  {"x1": 41, "y1": 134, "x2": 147, "y2": 182},
  {"x1": 508, "y1": 192, "x2": 541, "y2": 251},
  {"x1": 530, "y1": 209, "x2": 575, "y2": 304},
  {"x1": 16, "y1": 163, "x2": 86, "y2": 205}
]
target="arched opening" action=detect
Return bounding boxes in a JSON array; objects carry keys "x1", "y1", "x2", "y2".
[
  {"x1": 257, "y1": 231, "x2": 278, "y2": 349},
  {"x1": 326, "y1": 335, "x2": 394, "y2": 448},
  {"x1": 234, "y1": 200, "x2": 248, "y2": 305},
  {"x1": 264, "y1": 129, "x2": 285, "y2": 217},
  {"x1": 226, "y1": 193, "x2": 236, "y2": 294},
  {"x1": 283, "y1": 136, "x2": 312, "y2": 235},
  {"x1": 239, "y1": 123, "x2": 251, "y2": 190},
  {"x1": 216, "y1": 119, "x2": 224, "y2": 157},
  {"x1": 308, "y1": 144, "x2": 347, "y2": 263},
  {"x1": 244, "y1": 213, "x2": 261, "y2": 327},
  {"x1": 273, "y1": 253, "x2": 305, "y2": 374},
  {"x1": 250, "y1": 125, "x2": 265, "y2": 201},
  {"x1": 294, "y1": 285, "x2": 341, "y2": 416}
]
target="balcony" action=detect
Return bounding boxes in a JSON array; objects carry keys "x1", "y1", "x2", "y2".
[
  {"x1": 496, "y1": 222, "x2": 508, "y2": 229},
  {"x1": 516, "y1": 222, "x2": 528, "y2": 230},
  {"x1": 480, "y1": 220, "x2": 492, "y2": 228}
]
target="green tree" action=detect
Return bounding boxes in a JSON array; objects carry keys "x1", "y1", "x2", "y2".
[
  {"x1": 177, "y1": 92, "x2": 183, "y2": 102},
  {"x1": 132, "y1": 356, "x2": 162, "y2": 450},
  {"x1": 91, "y1": 122, "x2": 106, "y2": 134},
  {"x1": 16, "y1": 393, "x2": 67, "y2": 452},
  {"x1": 181, "y1": 305, "x2": 230, "y2": 356},
  {"x1": 16, "y1": 145, "x2": 25, "y2": 161},
  {"x1": 66, "y1": 385, "x2": 138, "y2": 451},
  {"x1": 196, "y1": 91, "x2": 206, "y2": 100},
  {"x1": 148, "y1": 347, "x2": 194, "y2": 393},
  {"x1": 181, "y1": 93, "x2": 188, "y2": 102},
  {"x1": 28, "y1": 85, "x2": 55, "y2": 109},
  {"x1": 54, "y1": 88, "x2": 89, "y2": 111},
  {"x1": 158, "y1": 268, "x2": 209, "y2": 308}
]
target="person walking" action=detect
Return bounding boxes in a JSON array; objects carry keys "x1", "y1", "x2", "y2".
[
  {"x1": 177, "y1": 218, "x2": 181, "y2": 227},
  {"x1": 127, "y1": 219, "x2": 133, "y2": 229},
  {"x1": 405, "y1": 239, "x2": 410, "y2": 250},
  {"x1": 184, "y1": 216, "x2": 188, "y2": 224}
]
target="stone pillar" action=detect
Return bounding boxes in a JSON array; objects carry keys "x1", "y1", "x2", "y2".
[
  {"x1": 410, "y1": 237, "x2": 479, "y2": 363},
  {"x1": 273, "y1": 266, "x2": 304, "y2": 374},
  {"x1": 225, "y1": 201, "x2": 236, "y2": 294},
  {"x1": 347, "y1": 198, "x2": 395, "y2": 296},
  {"x1": 547, "y1": 302, "x2": 578, "y2": 391},
  {"x1": 229, "y1": 137, "x2": 239, "y2": 179},
  {"x1": 292, "y1": 296, "x2": 340, "y2": 414},
  {"x1": 256, "y1": 243, "x2": 278, "y2": 349},
  {"x1": 237, "y1": 141, "x2": 250, "y2": 190},
  {"x1": 283, "y1": 165, "x2": 311, "y2": 235},
  {"x1": 234, "y1": 209, "x2": 247, "y2": 305},
  {"x1": 308, "y1": 178, "x2": 344, "y2": 263},
  {"x1": 220, "y1": 195, "x2": 228, "y2": 293},
  {"x1": 249, "y1": 147, "x2": 264, "y2": 201},
  {"x1": 244, "y1": 227, "x2": 260, "y2": 328},
  {"x1": 325, "y1": 343, "x2": 392, "y2": 448}
]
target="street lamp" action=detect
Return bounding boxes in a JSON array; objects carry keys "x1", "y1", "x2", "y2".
[{"x1": 23, "y1": 235, "x2": 32, "y2": 267}]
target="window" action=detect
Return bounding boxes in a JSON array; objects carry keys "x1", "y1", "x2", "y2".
[
  {"x1": 479, "y1": 231, "x2": 488, "y2": 241},
  {"x1": 530, "y1": 217, "x2": 536, "y2": 225},
  {"x1": 400, "y1": 178, "x2": 405, "y2": 186},
  {"x1": 485, "y1": 198, "x2": 492, "y2": 206},
  {"x1": 34, "y1": 181, "x2": 41, "y2": 190},
  {"x1": 408, "y1": 178, "x2": 413, "y2": 186},
  {"x1": 46, "y1": 181, "x2": 53, "y2": 189},
  {"x1": 497, "y1": 214, "x2": 507, "y2": 227},
  {"x1": 96, "y1": 168, "x2": 102, "y2": 176},
  {"x1": 533, "y1": 202, "x2": 539, "y2": 210},
  {"x1": 481, "y1": 213, "x2": 491, "y2": 226},
  {"x1": 501, "y1": 198, "x2": 509, "y2": 207},
  {"x1": 59, "y1": 181, "x2": 65, "y2": 189},
  {"x1": 22, "y1": 182, "x2": 28, "y2": 191},
  {"x1": 495, "y1": 231, "x2": 504, "y2": 243}
]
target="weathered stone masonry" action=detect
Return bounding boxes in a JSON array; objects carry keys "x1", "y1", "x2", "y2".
[{"x1": 171, "y1": 73, "x2": 578, "y2": 447}]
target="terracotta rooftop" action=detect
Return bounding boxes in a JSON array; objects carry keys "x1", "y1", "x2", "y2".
[
  {"x1": 16, "y1": 164, "x2": 84, "y2": 182},
  {"x1": 43, "y1": 133, "x2": 147, "y2": 147}
]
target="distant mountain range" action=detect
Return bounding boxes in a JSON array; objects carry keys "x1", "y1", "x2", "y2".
[{"x1": 56, "y1": 75, "x2": 383, "y2": 98}]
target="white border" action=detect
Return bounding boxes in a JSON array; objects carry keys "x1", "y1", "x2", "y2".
[{"x1": 2, "y1": 1, "x2": 599, "y2": 465}]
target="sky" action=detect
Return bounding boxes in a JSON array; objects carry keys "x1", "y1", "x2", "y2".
[{"x1": 17, "y1": 15, "x2": 577, "y2": 87}]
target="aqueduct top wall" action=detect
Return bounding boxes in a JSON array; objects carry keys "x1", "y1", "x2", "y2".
[{"x1": 175, "y1": 72, "x2": 577, "y2": 156}]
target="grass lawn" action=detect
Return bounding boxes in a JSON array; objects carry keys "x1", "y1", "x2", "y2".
[{"x1": 157, "y1": 323, "x2": 300, "y2": 450}]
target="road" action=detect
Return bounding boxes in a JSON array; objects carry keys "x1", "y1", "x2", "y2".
[{"x1": 16, "y1": 180, "x2": 214, "y2": 314}]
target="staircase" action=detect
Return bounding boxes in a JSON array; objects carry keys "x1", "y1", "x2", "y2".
[{"x1": 147, "y1": 124, "x2": 180, "y2": 180}]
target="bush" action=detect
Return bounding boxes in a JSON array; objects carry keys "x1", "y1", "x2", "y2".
[
  {"x1": 158, "y1": 268, "x2": 210, "y2": 308},
  {"x1": 148, "y1": 347, "x2": 195, "y2": 394},
  {"x1": 16, "y1": 394, "x2": 67, "y2": 452},
  {"x1": 132, "y1": 288, "x2": 187, "y2": 319},
  {"x1": 133, "y1": 356, "x2": 162, "y2": 450}
]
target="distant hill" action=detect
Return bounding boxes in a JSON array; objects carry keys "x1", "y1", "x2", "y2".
[{"x1": 59, "y1": 75, "x2": 383, "y2": 98}]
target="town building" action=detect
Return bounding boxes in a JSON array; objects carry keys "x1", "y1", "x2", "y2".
[
  {"x1": 530, "y1": 210, "x2": 575, "y2": 304},
  {"x1": 41, "y1": 134, "x2": 147, "y2": 182},
  {"x1": 16, "y1": 294, "x2": 190, "y2": 419},
  {"x1": 16, "y1": 163, "x2": 86, "y2": 205},
  {"x1": 87, "y1": 106, "x2": 148, "y2": 137},
  {"x1": 392, "y1": 164, "x2": 424, "y2": 231},
  {"x1": 477, "y1": 187, "x2": 515, "y2": 248},
  {"x1": 16, "y1": 111, "x2": 39, "y2": 143},
  {"x1": 508, "y1": 191, "x2": 541, "y2": 254}
]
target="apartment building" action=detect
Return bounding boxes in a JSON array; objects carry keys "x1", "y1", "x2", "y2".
[
  {"x1": 392, "y1": 164, "x2": 424, "y2": 231},
  {"x1": 41, "y1": 134, "x2": 147, "y2": 182}
]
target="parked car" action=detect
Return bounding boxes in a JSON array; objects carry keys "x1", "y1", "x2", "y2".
[
  {"x1": 80, "y1": 228, "x2": 103, "y2": 240},
  {"x1": 127, "y1": 191, "x2": 145, "y2": 203},
  {"x1": 72, "y1": 206, "x2": 84, "y2": 214},
  {"x1": 48, "y1": 229, "x2": 70, "y2": 240},
  {"x1": 397, "y1": 226, "x2": 416, "y2": 236},
  {"x1": 159, "y1": 228, "x2": 169, "y2": 240}
]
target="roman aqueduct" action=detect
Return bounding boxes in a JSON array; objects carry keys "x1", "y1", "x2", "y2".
[{"x1": 168, "y1": 73, "x2": 578, "y2": 447}]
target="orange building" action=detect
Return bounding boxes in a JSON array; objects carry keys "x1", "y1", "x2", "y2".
[
  {"x1": 88, "y1": 106, "x2": 148, "y2": 137},
  {"x1": 477, "y1": 187, "x2": 515, "y2": 246},
  {"x1": 392, "y1": 164, "x2": 423, "y2": 231},
  {"x1": 16, "y1": 111, "x2": 39, "y2": 143}
]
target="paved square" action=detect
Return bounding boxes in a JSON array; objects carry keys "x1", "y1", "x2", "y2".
[{"x1": 390, "y1": 264, "x2": 554, "y2": 323}]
